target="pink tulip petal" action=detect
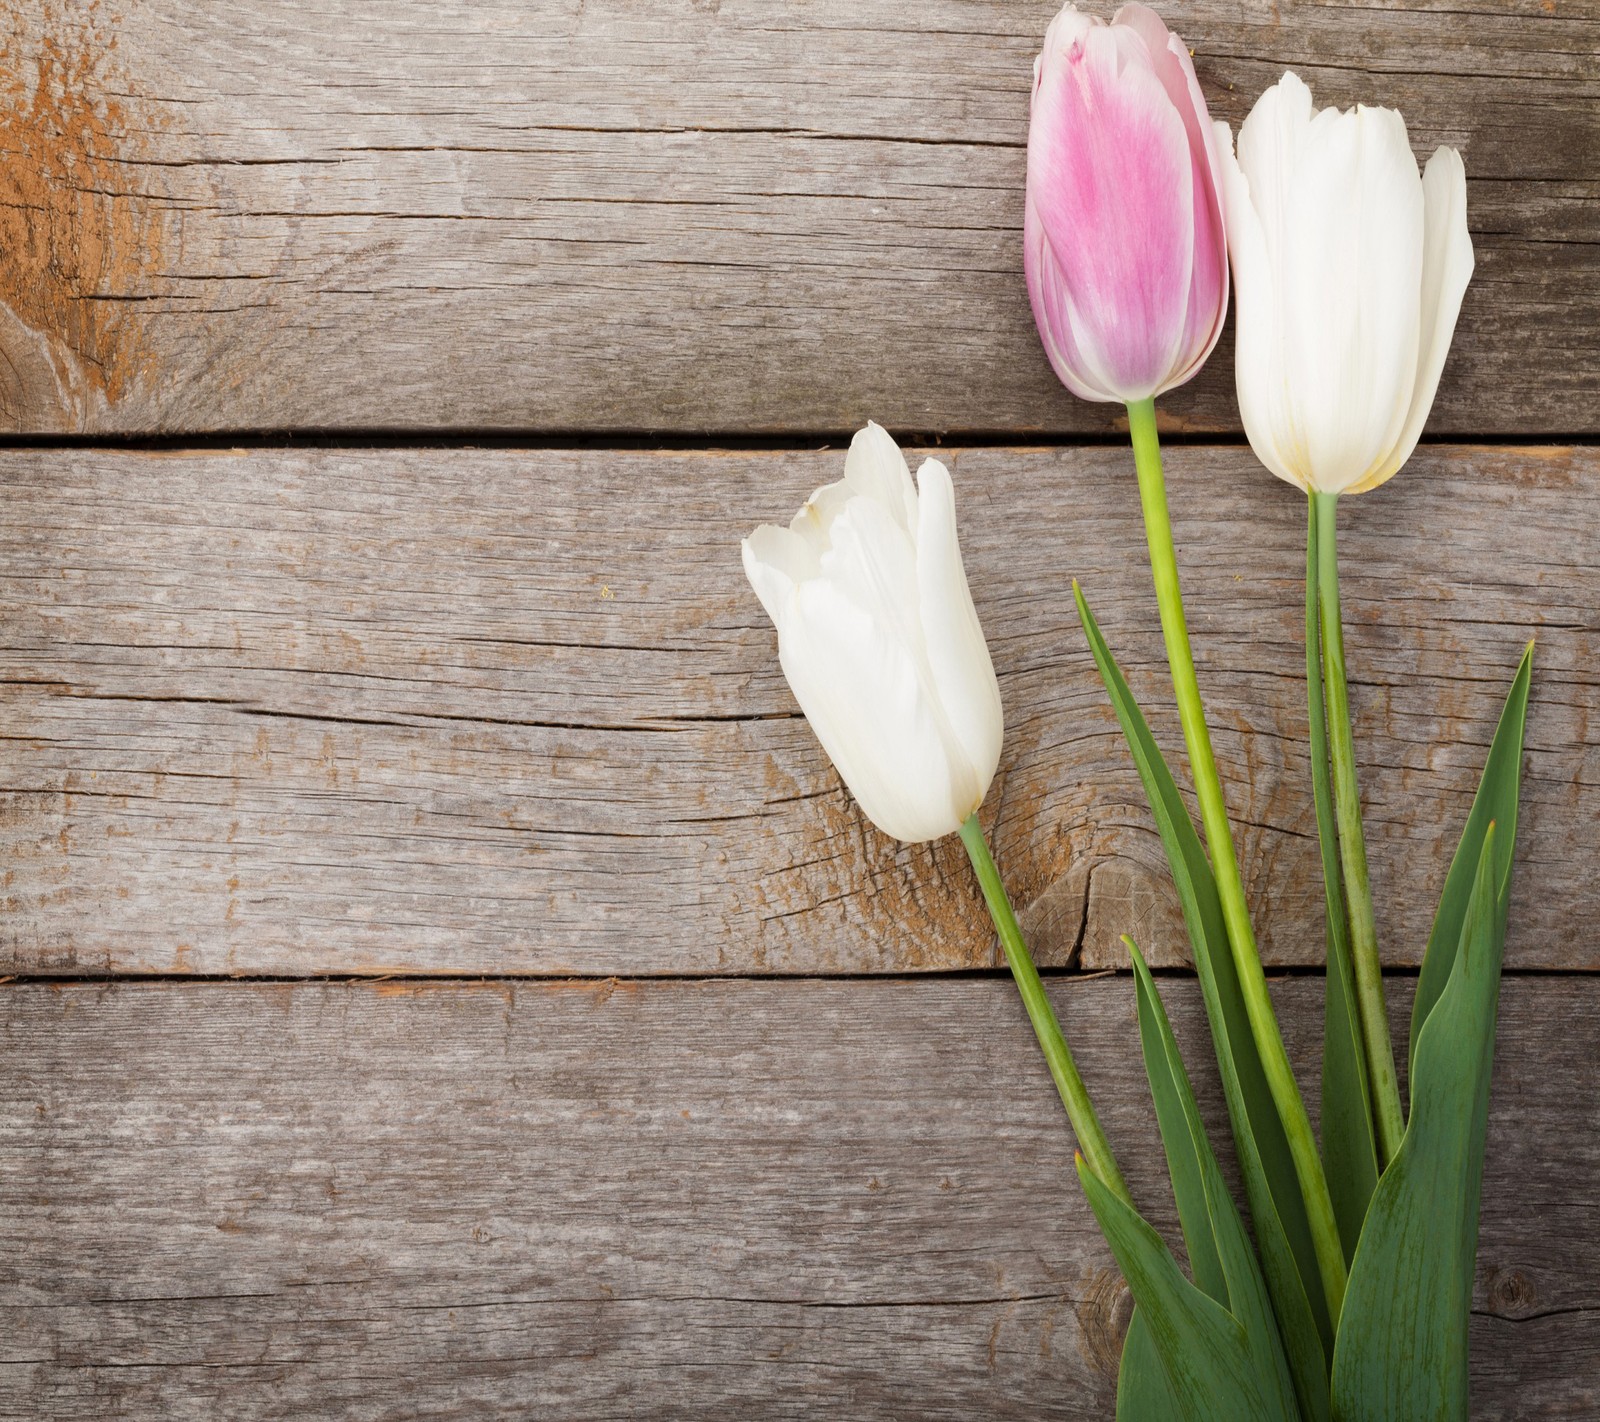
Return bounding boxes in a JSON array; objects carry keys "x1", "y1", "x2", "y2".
[
  {"x1": 1026, "y1": 20, "x2": 1196, "y2": 400},
  {"x1": 1171, "y1": 140, "x2": 1227, "y2": 385},
  {"x1": 1036, "y1": 3, "x2": 1097, "y2": 88},
  {"x1": 1024, "y1": 192, "x2": 1120, "y2": 403},
  {"x1": 1112, "y1": 4, "x2": 1228, "y2": 388}
]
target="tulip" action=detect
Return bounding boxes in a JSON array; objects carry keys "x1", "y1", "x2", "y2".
[
  {"x1": 1024, "y1": 3, "x2": 1229, "y2": 404},
  {"x1": 1214, "y1": 72, "x2": 1478, "y2": 1169},
  {"x1": 1027, "y1": 13, "x2": 1352, "y2": 1325},
  {"x1": 741, "y1": 422, "x2": 1003, "y2": 845},
  {"x1": 1215, "y1": 71, "x2": 1475, "y2": 495},
  {"x1": 742, "y1": 426, "x2": 1128, "y2": 1201}
]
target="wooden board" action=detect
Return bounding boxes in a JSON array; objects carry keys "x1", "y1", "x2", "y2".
[
  {"x1": 2, "y1": 443, "x2": 1592, "y2": 977},
  {"x1": 0, "y1": 0, "x2": 1592, "y2": 435},
  {"x1": 2, "y1": 5, "x2": 1590, "y2": 1420},
  {"x1": 0, "y1": 975, "x2": 1593, "y2": 1420}
]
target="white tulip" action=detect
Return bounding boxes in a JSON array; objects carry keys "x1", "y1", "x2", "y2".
[
  {"x1": 1214, "y1": 71, "x2": 1475, "y2": 495},
  {"x1": 741, "y1": 423, "x2": 1004, "y2": 844}
]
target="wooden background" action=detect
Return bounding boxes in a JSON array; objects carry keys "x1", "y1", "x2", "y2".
[{"x1": 1, "y1": 1, "x2": 1595, "y2": 1417}]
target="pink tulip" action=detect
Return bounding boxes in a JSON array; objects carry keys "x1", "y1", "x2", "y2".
[{"x1": 1025, "y1": 3, "x2": 1229, "y2": 404}]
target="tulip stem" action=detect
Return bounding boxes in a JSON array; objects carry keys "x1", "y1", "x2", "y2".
[
  {"x1": 1124, "y1": 397, "x2": 1347, "y2": 1324},
  {"x1": 1312, "y1": 490, "x2": 1406, "y2": 1165},
  {"x1": 959, "y1": 814, "x2": 1131, "y2": 1207}
]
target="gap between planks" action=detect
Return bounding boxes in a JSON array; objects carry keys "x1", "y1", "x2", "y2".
[
  {"x1": 0, "y1": 968, "x2": 1585, "y2": 987},
  {"x1": 0, "y1": 432, "x2": 1594, "y2": 454}
]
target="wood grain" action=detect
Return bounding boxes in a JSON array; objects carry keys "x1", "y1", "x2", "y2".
[
  {"x1": 0, "y1": 0, "x2": 1591, "y2": 435},
  {"x1": 0, "y1": 975, "x2": 1592, "y2": 1420},
  {"x1": 2, "y1": 8, "x2": 1588, "y2": 1420},
  {"x1": 1, "y1": 443, "x2": 1592, "y2": 977}
]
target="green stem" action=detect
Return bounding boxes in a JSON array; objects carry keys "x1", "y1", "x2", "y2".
[
  {"x1": 1125, "y1": 398, "x2": 1347, "y2": 1323},
  {"x1": 1312, "y1": 490, "x2": 1406, "y2": 1164},
  {"x1": 1309, "y1": 494, "x2": 1381, "y2": 1262},
  {"x1": 959, "y1": 814, "x2": 1131, "y2": 1207},
  {"x1": 1305, "y1": 500, "x2": 1348, "y2": 949}
]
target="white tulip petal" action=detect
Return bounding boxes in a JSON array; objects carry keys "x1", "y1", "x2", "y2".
[
  {"x1": 913, "y1": 459, "x2": 1004, "y2": 799},
  {"x1": 1235, "y1": 70, "x2": 1316, "y2": 273},
  {"x1": 1351, "y1": 144, "x2": 1474, "y2": 494},
  {"x1": 1215, "y1": 118, "x2": 1304, "y2": 491},
  {"x1": 745, "y1": 522, "x2": 818, "y2": 583},
  {"x1": 1227, "y1": 71, "x2": 1470, "y2": 499},
  {"x1": 843, "y1": 421, "x2": 919, "y2": 534},
  {"x1": 781, "y1": 579, "x2": 972, "y2": 843},
  {"x1": 1279, "y1": 102, "x2": 1423, "y2": 492},
  {"x1": 788, "y1": 477, "x2": 853, "y2": 556},
  {"x1": 741, "y1": 526, "x2": 807, "y2": 631},
  {"x1": 820, "y1": 495, "x2": 927, "y2": 664},
  {"x1": 740, "y1": 423, "x2": 1002, "y2": 845}
]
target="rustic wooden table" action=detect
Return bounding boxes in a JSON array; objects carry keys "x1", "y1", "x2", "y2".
[{"x1": 0, "y1": 2, "x2": 1594, "y2": 1417}]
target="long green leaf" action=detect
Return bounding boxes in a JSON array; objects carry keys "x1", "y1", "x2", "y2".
[
  {"x1": 1085, "y1": 947, "x2": 1298, "y2": 1422},
  {"x1": 1131, "y1": 939, "x2": 1227, "y2": 1307},
  {"x1": 1331, "y1": 825, "x2": 1505, "y2": 1420},
  {"x1": 1411, "y1": 643, "x2": 1533, "y2": 1072},
  {"x1": 1306, "y1": 505, "x2": 1380, "y2": 1260},
  {"x1": 1117, "y1": 1313, "x2": 1182, "y2": 1421},
  {"x1": 1077, "y1": 583, "x2": 1330, "y2": 1422},
  {"x1": 1085, "y1": 1164, "x2": 1295, "y2": 1422},
  {"x1": 1114, "y1": 937, "x2": 1228, "y2": 1419},
  {"x1": 1320, "y1": 911, "x2": 1377, "y2": 1263},
  {"x1": 1134, "y1": 948, "x2": 1298, "y2": 1403}
]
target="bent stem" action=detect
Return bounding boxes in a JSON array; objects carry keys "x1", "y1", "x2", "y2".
[
  {"x1": 1312, "y1": 490, "x2": 1406, "y2": 1164},
  {"x1": 1125, "y1": 397, "x2": 1347, "y2": 1323},
  {"x1": 959, "y1": 814, "x2": 1130, "y2": 1207}
]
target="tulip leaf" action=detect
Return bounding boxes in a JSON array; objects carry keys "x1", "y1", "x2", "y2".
[
  {"x1": 1305, "y1": 509, "x2": 1379, "y2": 1260},
  {"x1": 1410, "y1": 643, "x2": 1533, "y2": 1075},
  {"x1": 1319, "y1": 911, "x2": 1377, "y2": 1263},
  {"x1": 1130, "y1": 939, "x2": 1227, "y2": 1307},
  {"x1": 1075, "y1": 582, "x2": 1330, "y2": 1422},
  {"x1": 1117, "y1": 1312, "x2": 1182, "y2": 1421},
  {"x1": 1331, "y1": 649, "x2": 1531, "y2": 1420},
  {"x1": 1088, "y1": 944, "x2": 1299, "y2": 1422},
  {"x1": 1113, "y1": 942, "x2": 1229, "y2": 1421},
  {"x1": 1331, "y1": 824, "x2": 1505, "y2": 1421}
]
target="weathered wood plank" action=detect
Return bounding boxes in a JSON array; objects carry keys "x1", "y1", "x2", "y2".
[
  {"x1": 0, "y1": 976, "x2": 1592, "y2": 1419},
  {"x1": 0, "y1": 0, "x2": 1592, "y2": 434},
  {"x1": 1, "y1": 444, "x2": 1592, "y2": 976}
]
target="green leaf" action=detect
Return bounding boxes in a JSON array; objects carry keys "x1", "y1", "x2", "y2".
[
  {"x1": 1130, "y1": 939, "x2": 1226, "y2": 1307},
  {"x1": 1076, "y1": 583, "x2": 1330, "y2": 1422},
  {"x1": 1083, "y1": 1166, "x2": 1273, "y2": 1422},
  {"x1": 1306, "y1": 508, "x2": 1379, "y2": 1261},
  {"x1": 1088, "y1": 947, "x2": 1299, "y2": 1422},
  {"x1": 1331, "y1": 825, "x2": 1506, "y2": 1421},
  {"x1": 1117, "y1": 1311, "x2": 1181, "y2": 1421},
  {"x1": 1114, "y1": 939, "x2": 1224, "y2": 1420},
  {"x1": 1320, "y1": 910, "x2": 1378, "y2": 1264},
  {"x1": 1411, "y1": 643, "x2": 1533, "y2": 1073}
]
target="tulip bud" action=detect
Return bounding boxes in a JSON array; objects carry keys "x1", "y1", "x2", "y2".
[
  {"x1": 741, "y1": 424, "x2": 1004, "y2": 845},
  {"x1": 1215, "y1": 71, "x2": 1475, "y2": 495},
  {"x1": 1025, "y1": 3, "x2": 1229, "y2": 405}
]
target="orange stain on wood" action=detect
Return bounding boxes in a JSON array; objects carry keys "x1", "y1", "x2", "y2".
[{"x1": 0, "y1": 1, "x2": 165, "y2": 420}]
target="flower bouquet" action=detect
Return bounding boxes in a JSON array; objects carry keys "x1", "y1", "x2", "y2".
[{"x1": 740, "y1": 7, "x2": 1534, "y2": 1418}]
